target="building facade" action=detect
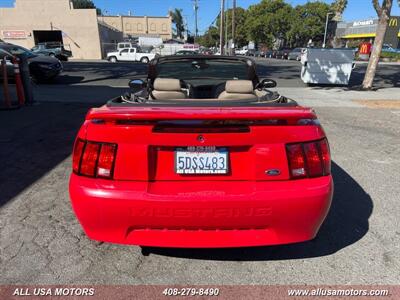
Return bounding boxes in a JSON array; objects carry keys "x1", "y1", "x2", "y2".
[
  {"x1": 0, "y1": 0, "x2": 172, "y2": 59},
  {"x1": 0, "y1": 0, "x2": 103, "y2": 59},
  {"x1": 99, "y1": 15, "x2": 172, "y2": 40},
  {"x1": 336, "y1": 16, "x2": 400, "y2": 48}
]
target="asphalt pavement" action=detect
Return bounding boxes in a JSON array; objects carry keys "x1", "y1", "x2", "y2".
[
  {"x1": 0, "y1": 58, "x2": 399, "y2": 285},
  {"x1": 52, "y1": 58, "x2": 399, "y2": 89}
]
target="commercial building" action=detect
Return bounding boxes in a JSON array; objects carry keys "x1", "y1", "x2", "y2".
[
  {"x1": 0, "y1": 0, "x2": 172, "y2": 59},
  {"x1": 336, "y1": 16, "x2": 400, "y2": 48},
  {"x1": 99, "y1": 15, "x2": 172, "y2": 41}
]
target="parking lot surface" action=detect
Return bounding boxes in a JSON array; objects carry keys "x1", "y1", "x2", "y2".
[{"x1": 0, "y1": 59, "x2": 399, "y2": 285}]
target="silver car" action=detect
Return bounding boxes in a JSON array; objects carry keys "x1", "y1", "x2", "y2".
[{"x1": 288, "y1": 48, "x2": 305, "y2": 61}]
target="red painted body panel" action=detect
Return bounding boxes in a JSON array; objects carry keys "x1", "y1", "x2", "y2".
[
  {"x1": 69, "y1": 105, "x2": 333, "y2": 248},
  {"x1": 86, "y1": 106, "x2": 317, "y2": 121},
  {"x1": 69, "y1": 174, "x2": 333, "y2": 248}
]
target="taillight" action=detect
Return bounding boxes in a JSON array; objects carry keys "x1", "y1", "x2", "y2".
[
  {"x1": 72, "y1": 139, "x2": 85, "y2": 173},
  {"x1": 72, "y1": 139, "x2": 117, "y2": 179},
  {"x1": 303, "y1": 142, "x2": 323, "y2": 177},
  {"x1": 80, "y1": 143, "x2": 100, "y2": 176},
  {"x1": 286, "y1": 138, "x2": 331, "y2": 179},
  {"x1": 286, "y1": 144, "x2": 306, "y2": 178},
  {"x1": 319, "y1": 138, "x2": 331, "y2": 175},
  {"x1": 97, "y1": 144, "x2": 117, "y2": 178}
]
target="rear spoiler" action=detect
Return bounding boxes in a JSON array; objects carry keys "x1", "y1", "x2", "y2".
[{"x1": 86, "y1": 106, "x2": 317, "y2": 122}]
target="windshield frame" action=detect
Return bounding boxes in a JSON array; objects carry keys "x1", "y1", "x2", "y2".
[{"x1": 151, "y1": 56, "x2": 256, "y2": 82}]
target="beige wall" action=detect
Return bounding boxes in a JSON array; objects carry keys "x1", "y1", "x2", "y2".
[
  {"x1": 0, "y1": 0, "x2": 103, "y2": 59},
  {"x1": 100, "y1": 15, "x2": 172, "y2": 40}
]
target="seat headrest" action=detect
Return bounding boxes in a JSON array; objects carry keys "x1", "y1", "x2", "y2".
[
  {"x1": 225, "y1": 80, "x2": 254, "y2": 94},
  {"x1": 153, "y1": 78, "x2": 181, "y2": 91}
]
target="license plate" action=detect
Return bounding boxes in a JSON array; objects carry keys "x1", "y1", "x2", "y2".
[{"x1": 175, "y1": 147, "x2": 229, "y2": 174}]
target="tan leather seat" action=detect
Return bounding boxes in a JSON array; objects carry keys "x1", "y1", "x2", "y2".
[
  {"x1": 152, "y1": 78, "x2": 186, "y2": 100},
  {"x1": 218, "y1": 80, "x2": 258, "y2": 100}
]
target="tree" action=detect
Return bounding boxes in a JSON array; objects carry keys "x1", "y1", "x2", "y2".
[
  {"x1": 72, "y1": 0, "x2": 101, "y2": 15},
  {"x1": 244, "y1": 0, "x2": 294, "y2": 48},
  {"x1": 212, "y1": 7, "x2": 247, "y2": 48},
  {"x1": 170, "y1": 9, "x2": 185, "y2": 39},
  {"x1": 287, "y1": 2, "x2": 331, "y2": 48},
  {"x1": 197, "y1": 26, "x2": 219, "y2": 48},
  {"x1": 362, "y1": 0, "x2": 394, "y2": 89},
  {"x1": 332, "y1": 0, "x2": 347, "y2": 21}
]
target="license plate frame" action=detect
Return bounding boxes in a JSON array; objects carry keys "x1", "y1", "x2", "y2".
[{"x1": 175, "y1": 147, "x2": 229, "y2": 175}]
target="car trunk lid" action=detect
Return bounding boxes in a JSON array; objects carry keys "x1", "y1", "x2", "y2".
[{"x1": 85, "y1": 106, "x2": 325, "y2": 181}]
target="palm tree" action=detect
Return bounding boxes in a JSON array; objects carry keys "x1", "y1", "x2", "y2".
[
  {"x1": 362, "y1": 0, "x2": 394, "y2": 89},
  {"x1": 332, "y1": 0, "x2": 347, "y2": 21},
  {"x1": 170, "y1": 9, "x2": 185, "y2": 39}
]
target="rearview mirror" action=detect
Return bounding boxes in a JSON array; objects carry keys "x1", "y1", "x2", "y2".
[
  {"x1": 258, "y1": 78, "x2": 277, "y2": 89},
  {"x1": 129, "y1": 79, "x2": 145, "y2": 92}
]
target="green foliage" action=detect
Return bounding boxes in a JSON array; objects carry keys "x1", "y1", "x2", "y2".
[
  {"x1": 286, "y1": 1, "x2": 331, "y2": 47},
  {"x1": 244, "y1": 0, "x2": 293, "y2": 47},
  {"x1": 197, "y1": 0, "x2": 338, "y2": 49},
  {"x1": 332, "y1": 0, "x2": 347, "y2": 20},
  {"x1": 222, "y1": 7, "x2": 248, "y2": 48},
  {"x1": 72, "y1": 0, "x2": 101, "y2": 15},
  {"x1": 380, "y1": 51, "x2": 400, "y2": 60},
  {"x1": 72, "y1": 0, "x2": 95, "y2": 9},
  {"x1": 197, "y1": 26, "x2": 219, "y2": 48},
  {"x1": 170, "y1": 9, "x2": 185, "y2": 39}
]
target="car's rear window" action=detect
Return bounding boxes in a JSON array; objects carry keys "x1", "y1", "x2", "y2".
[{"x1": 156, "y1": 59, "x2": 249, "y2": 80}]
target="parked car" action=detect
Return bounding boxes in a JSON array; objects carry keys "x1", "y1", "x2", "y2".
[
  {"x1": 174, "y1": 50, "x2": 198, "y2": 55},
  {"x1": 264, "y1": 49, "x2": 274, "y2": 58},
  {"x1": 276, "y1": 48, "x2": 292, "y2": 59},
  {"x1": 69, "y1": 55, "x2": 333, "y2": 249},
  {"x1": 381, "y1": 44, "x2": 400, "y2": 54},
  {"x1": 31, "y1": 42, "x2": 72, "y2": 61},
  {"x1": 236, "y1": 48, "x2": 248, "y2": 55},
  {"x1": 107, "y1": 47, "x2": 156, "y2": 63},
  {"x1": 117, "y1": 42, "x2": 135, "y2": 50},
  {"x1": 0, "y1": 42, "x2": 62, "y2": 81},
  {"x1": 288, "y1": 48, "x2": 305, "y2": 61},
  {"x1": 200, "y1": 49, "x2": 213, "y2": 55}
]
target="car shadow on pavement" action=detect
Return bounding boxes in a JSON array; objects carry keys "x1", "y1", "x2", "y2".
[
  {"x1": 0, "y1": 99, "x2": 111, "y2": 208},
  {"x1": 51, "y1": 62, "x2": 148, "y2": 85},
  {"x1": 145, "y1": 162, "x2": 373, "y2": 260}
]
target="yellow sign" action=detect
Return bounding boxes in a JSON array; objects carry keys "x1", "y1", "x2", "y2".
[
  {"x1": 360, "y1": 44, "x2": 369, "y2": 54},
  {"x1": 389, "y1": 18, "x2": 398, "y2": 27}
]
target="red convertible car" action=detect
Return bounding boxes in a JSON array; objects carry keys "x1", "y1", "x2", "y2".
[{"x1": 69, "y1": 55, "x2": 333, "y2": 248}]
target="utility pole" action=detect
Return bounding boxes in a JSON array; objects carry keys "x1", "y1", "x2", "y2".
[
  {"x1": 193, "y1": 0, "x2": 199, "y2": 39},
  {"x1": 219, "y1": 0, "x2": 224, "y2": 55},
  {"x1": 225, "y1": 0, "x2": 228, "y2": 54},
  {"x1": 232, "y1": 0, "x2": 236, "y2": 55}
]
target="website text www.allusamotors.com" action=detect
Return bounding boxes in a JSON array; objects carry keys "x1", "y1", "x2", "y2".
[{"x1": 288, "y1": 288, "x2": 389, "y2": 297}]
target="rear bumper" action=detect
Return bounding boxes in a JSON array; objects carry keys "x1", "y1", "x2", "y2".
[{"x1": 69, "y1": 175, "x2": 333, "y2": 248}]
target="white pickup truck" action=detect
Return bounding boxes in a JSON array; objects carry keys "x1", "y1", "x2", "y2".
[{"x1": 107, "y1": 48, "x2": 156, "y2": 63}]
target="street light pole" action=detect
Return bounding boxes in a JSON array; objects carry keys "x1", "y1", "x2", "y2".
[{"x1": 323, "y1": 12, "x2": 333, "y2": 48}]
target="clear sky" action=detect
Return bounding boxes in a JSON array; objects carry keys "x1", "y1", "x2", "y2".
[{"x1": 1, "y1": 0, "x2": 399, "y2": 35}]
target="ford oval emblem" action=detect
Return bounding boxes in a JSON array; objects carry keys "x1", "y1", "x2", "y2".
[{"x1": 265, "y1": 169, "x2": 281, "y2": 176}]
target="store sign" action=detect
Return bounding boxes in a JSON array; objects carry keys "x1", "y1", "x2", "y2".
[
  {"x1": 383, "y1": 16, "x2": 400, "y2": 48},
  {"x1": 353, "y1": 20, "x2": 374, "y2": 27},
  {"x1": 183, "y1": 44, "x2": 199, "y2": 49},
  {"x1": 2, "y1": 30, "x2": 27, "y2": 39},
  {"x1": 359, "y1": 43, "x2": 372, "y2": 55}
]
